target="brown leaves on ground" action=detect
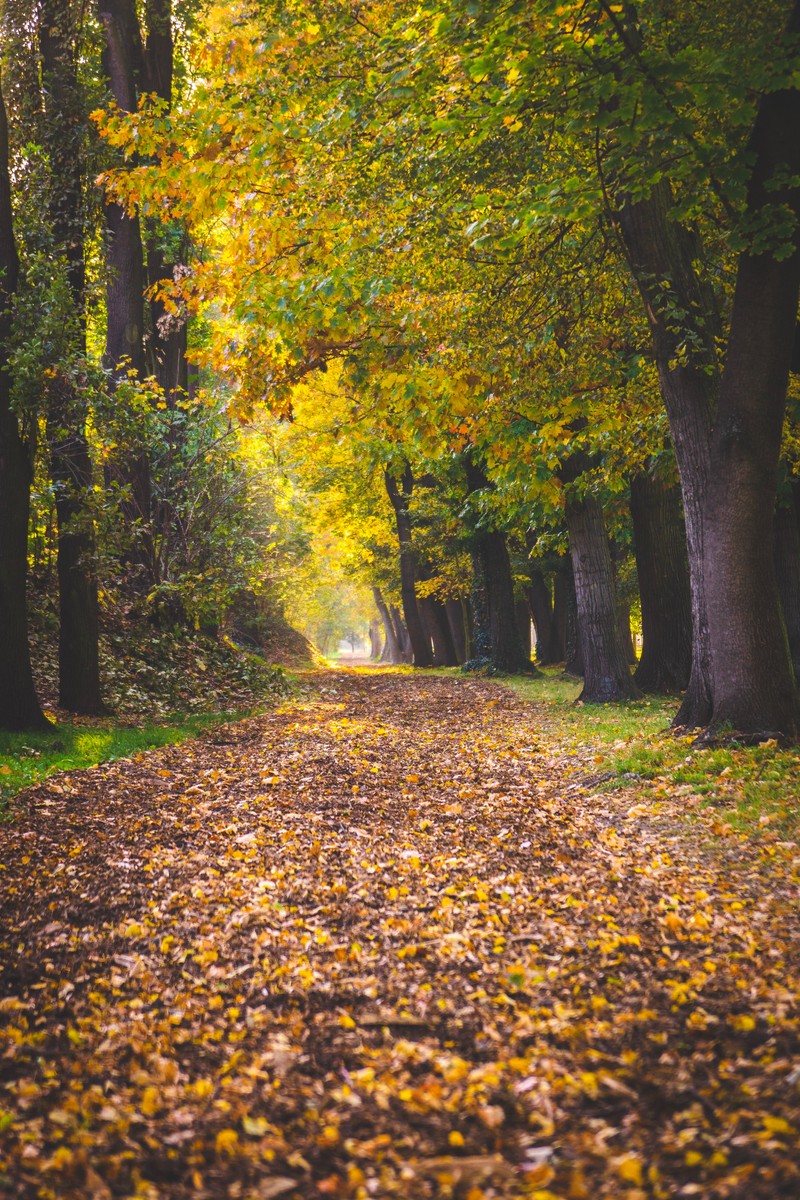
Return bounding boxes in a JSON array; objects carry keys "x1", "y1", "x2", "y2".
[{"x1": 1, "y1": 670, "x2": 799, "y2": 1200}]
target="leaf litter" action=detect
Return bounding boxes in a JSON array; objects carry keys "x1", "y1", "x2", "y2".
[{"x1": 0, "y1": 670, "x2": 798, "y2": 1199}]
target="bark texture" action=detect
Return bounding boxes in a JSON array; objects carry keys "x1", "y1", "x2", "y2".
[
  {"x1": 565, "y1": 490, "x2": 638, "y2": 702},
  {"x1": 524, "y1": 568, "x2": 561, "y2": 665},
  {"x1": 630, "y1": 472, "x2": 692, "y2": 694},
  {"x1": 373, "y1": 587, "x2": 401, "y2": 664},
  {"x1": 0, "y1": 74, "x2": 49, "y2": 729},
  {"x1": 384, "y1": 467, "x2": 432, "y2": 667},
  {"x1": 46, "y1": 377, "x2": 105, "y2": 712},
  {"x1": 40, "y1": 1, "x2": 106, "y2": 713},
  {"x1": 774, "y1": 494, "x2": 800, "y2": 683},
  {"x1": 465, "y1": 457, "x2": 532, "y2": 673},
  {"x1": 612, "y1": 0, "x2": 800, "y2": 735},
  {"x1": 98, "y1": 0, "x2": 152, "y2": 566},
  {"x1": 470, "y1": 529, "x2": 531, "y2": 672},
  {"x1": 445, "y1": 599, "x2": 468, "y2": 664}
]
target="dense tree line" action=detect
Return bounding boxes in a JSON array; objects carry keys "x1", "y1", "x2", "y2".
[{"x1": 2, "y1": 0, "x2": 800, "y2": 740}]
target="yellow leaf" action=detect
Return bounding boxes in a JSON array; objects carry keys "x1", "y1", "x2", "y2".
[
  {"x1": 243, "y1": 1116, "x2": 270, "y2": 1136},
  {"x1": 140, "y1": 1087, "x2": 160, "y2": 1117},
  {"x1": 763, "y1": 1116, "x2": 793, "y2": 1134},
  {"x1": 448, "y1": 1130, "x2": 465, "y2": 1148},
  {"x1": 524, "y1": 1163, "x2": 555, "y2": 1187},
  {"x1": 614, "y1": 1154, "x2": 643, "y2": 1186},
  {"x1": 215, "y1": 1128, "x2": 239, "y2": 1156}
]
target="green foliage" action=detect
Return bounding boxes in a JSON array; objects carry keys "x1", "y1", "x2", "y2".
[{"x1": 0, "y1": 714, "x2": 226, "y2": 813}]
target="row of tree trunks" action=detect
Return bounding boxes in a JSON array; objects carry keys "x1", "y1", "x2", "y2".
[
  {"x1": 465, "y1": 456, "x2": 534, "y2": 674},
  {"x1": 384, "y1": 466, "x2": 433, "y2": 667},
  {"x1": 0, "y1": 72, "x2": 50, "y2": 729},
  {"x1": 419, "y1": 595, "x2": 459, "y2": 666},
  {"x1": 563, "y1": 486, "x2": 639, "y2": 703},
  {"x1": 372, "y1": 587, "x2": 401, "y2": 663}
]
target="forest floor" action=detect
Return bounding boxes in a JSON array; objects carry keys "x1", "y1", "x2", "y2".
[{"x1": 1, "y1": 669, "x2": 799, "y2": 1200}]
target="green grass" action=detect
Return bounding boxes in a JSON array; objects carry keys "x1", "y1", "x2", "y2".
[
  {"x1": 0, "y1": 712, "x2": 240, "y2": 813},
  {"x1": 501, "y1": 668, "x2": 800, "y2": 843}
]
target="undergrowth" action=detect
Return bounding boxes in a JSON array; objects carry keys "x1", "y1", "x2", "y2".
[
  {"x1": 503, "y1": 669, "x2": 800, "y2": 844},
  {"x1": 0, "y1": 712, "x2": 250, "y2": 813}
]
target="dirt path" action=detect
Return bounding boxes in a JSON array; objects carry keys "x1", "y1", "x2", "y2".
[{"x1": 1, "y1": 670, "x2": 798, "y2": 1199}]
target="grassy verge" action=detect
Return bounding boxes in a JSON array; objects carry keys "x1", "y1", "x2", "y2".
[
  {"x1": 0, "y1": 710, "x2": 257, "y2": 815},
  {"x1": 503, "y1": 669, "x2": 800, "y2": 844}
]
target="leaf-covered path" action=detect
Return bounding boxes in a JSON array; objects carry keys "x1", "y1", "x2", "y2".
[{"x1": 1, "y1": 671, "x2": 798, "y2": 1199}]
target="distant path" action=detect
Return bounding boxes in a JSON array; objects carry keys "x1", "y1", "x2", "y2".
[{"x1": 1, "y1": 670, "x2": 798, "y2": 1198}]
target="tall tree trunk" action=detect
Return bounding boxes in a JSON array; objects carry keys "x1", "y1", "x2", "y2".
[
  {"x1": 0, "y1": 73, "x2": 49, "y2": 730},
  {"x1": 419, "y1": 595, "x2": 458, "y2": 666},
  {"x1": 775, "y1": 492, "x2": 800, "y2": 682},
  {"x1": 389, "y1": 604, "x2": 412, "y2": 663},
  {"x1": 516, "y1": 596, "x2": 532, "y2": 664},
  {"x1": 384, "y1": 466, "x2": 432, "y2": 667},
  {"x1": 445, "y1": 598, "x2": 467, "y2": 664},
  {"x1": 373, "y1": 586, "x2": 401, "y2": 664},
  {"x1": 40, "y1": 0, "x2": 106, "y2": 714},
  {"x1": 565, "y1": 490, "x2": 639, "y2": 702},
  {"x1": 630, "y1": 472, "x2": 692, "y2": 693},
  {"x1": 98, "y1": 0, "x2": 153, "y2": 573},
  {"x1": 525, "y1": 567, "x2": 560, "y2": 664},
  {"x1": 615, "y1": 184, "x2": 716, "y2": 723},
  {"x1": 368, "y1": 619, "x2": 382, "y2": 660},
  {"x1": 470, "y1": 529, "x2": 532, "y2": 673},
  {"x1": 700, "y1": 59, "x2": 800, "y2": 735},
  {"x1": 465, "y1": 456, "x2": 532, "y2": 673},
  {"x1": 143, "y1": 0, "x2": 187, "y2": 407},
  {"x1": 611, "y1": 1, "x2": 800, "y2": 736},
  {"x1": 46, "y1": 376, "x2": 105, "y2": 713},
  {"x1": 552, "y1": 560, "x2": 570, "y2": 664}
]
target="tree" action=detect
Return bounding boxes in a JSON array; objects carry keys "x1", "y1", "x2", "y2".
[
  {"x1": 630, "y1": 469, "x2": 692, "y2": 693},
  {"x1": 0, "y1": 69, "x2": 49, "y2": 730},
  {"x1": 39, "y1": 0, "x2": 106, "y2": 714},
  {"x1": 98, "y1": 0, "x2": 152, "y2": 574}
]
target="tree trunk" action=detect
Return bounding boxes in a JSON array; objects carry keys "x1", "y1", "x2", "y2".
[
  {"x1": 565, "y1": 490, "x2": 639, "y2": 702},
  {"x1": 775, "y1": 493, "x2": 800, "y2": 682},
  {"x1": 373, "y1": 586, "x2": 401, "y2": 664},
  {"x1": 618, "y1": 600, "x2": 636, "y2": 665},
  {"x1": 552, "y1": 561, "x2": 570, "y2": 664},
  {"x1": 40, "y1": 1, "x2": 106, "y2": 714},
  {"x1": 525, "y1": 568, "x2": 561, "y2": 664},
  {"x1": 98, "y1": 0, "x2": 153, "y2": 571},
  {"x1": 558, "y1": 565, "x2": 583, "y2": 676},
  {"x1": 368, "y1": 619, "x2": 382, "y2": 660},
  {"x1": 420, "y1": 595, "x2": 458, "y2": 666},
  {"x1": 384, "y1": 466, "x2": 432, "y2": 667},
  {"x1": 700, "y1": 58, "x2": 800, "y2": 735},
  {"x1": 389, "y1": 604, "x2": 412, "y2": 663},
  {"x1": 0, "y1": 73, "x2": 49, "y2": 730},
  {"x1": 445, "y1": 599, "x2": 467, "y2": 664},
  {"x1": 630, "y1": 472, "x2": 692, "y2": 693},
  {"x1": 612, "y1": 1, "x2": 800, "y2": 735},
  {"x1": 143, "y1": 0, "x2": 188, "y2": 408},
  {"x1": 46, "y1": 376, "x2": 106, "y2": 713},
  {"x1": 470, "y1": 529, "x2": 532, "y2": 673},
  {"x1": 465, "y1": 455, "x2": 532, "y2": 673},
  {"x1": 516, "y1": 596, "x2": 532, "y2": 664}
]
